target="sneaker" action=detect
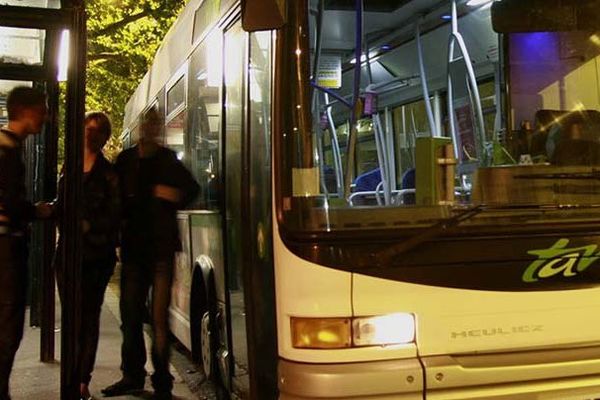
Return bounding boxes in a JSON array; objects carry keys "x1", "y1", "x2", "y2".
[
  {"x1": 100, "y1": 378, "x2": 144, "y2": 397},
  {"x1": 80, "y1": 382, "x2": 92, "y2": 400}
]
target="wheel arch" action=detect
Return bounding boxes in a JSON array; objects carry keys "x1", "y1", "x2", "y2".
[{"x1": 190, "y1": 254, "x2": 216, "y2": 360}]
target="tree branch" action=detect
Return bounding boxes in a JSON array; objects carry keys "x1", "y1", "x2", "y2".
[
  {"x1": 89, "y1": 9, "x2": 151, "y2": 39},
  {"x1": 88, "y1": 52, "x2": 128, "y2": 62}
]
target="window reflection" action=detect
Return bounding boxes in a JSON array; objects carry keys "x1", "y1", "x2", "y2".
[
  {"x1": 0, "y1": 0, "x2": 60, "y2": 8},
  {"x1": 189, "y1": 30, "x2": 222, "y2": 209},
  {"x1": 0, "y1": 27, "x2": 45, "y2": 65}
]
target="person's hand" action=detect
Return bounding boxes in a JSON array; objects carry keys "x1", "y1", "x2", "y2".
[
  {"x1": 35, "y1": 202, "x2": 53, "y2": 219},
  {"x1": 153, "y1": 184, "x2": 181, "y2": 203}
]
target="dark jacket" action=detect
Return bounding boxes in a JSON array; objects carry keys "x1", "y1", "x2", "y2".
[
  {"x1": 116, "y1": 145, "x2": 199, "y2": 263},
  {"x1": 0, "y1": 128, "x2": 36, "y2": 234},
  {"x1": 56, "y1": 154, "x2": 120, "y2": 263},
  {"x1": 0, "y1": 128, "x2": 35, "y2": 305}
]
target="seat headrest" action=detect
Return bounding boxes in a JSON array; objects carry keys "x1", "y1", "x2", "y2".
[
  {"x1": 534, "y1": 110, "x2": 567, "y2": 132},
  {"x1": 534, "y1": 109, "x2": 600, "y2": 133}
]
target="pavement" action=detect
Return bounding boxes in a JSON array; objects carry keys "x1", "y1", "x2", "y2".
[{"x1": 9, "y1": 286, "x2": 199, "y2": 400}]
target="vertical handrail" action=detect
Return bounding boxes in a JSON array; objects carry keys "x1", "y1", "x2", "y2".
[
  {"x1": 385, "y1": 107, "x2": 397, "y2": 192},
  {"x1": 343, "y1": 0, "x2": 364, "y2": 200},
  {"x1": 447, "y1": 0, "x2": 487, "y2": 163},
  {"x1": 433, "y1": 91, "x2": 443, "y2": 137},
  {"x1": 373, "y1": 113, "x2": 392, "y2": 204},
  {"x1": 324, "y1": 93, "x2": 344, "y2": 197},
  {"x1": 365, "y1": 34, "x2": 392, "y2": 206},
  {"x1": 416, "y1": 18, "x2": 438, "y2": 137},
  {"x1": 311, "y1": 0, "x2": 329, "y2": 195}
]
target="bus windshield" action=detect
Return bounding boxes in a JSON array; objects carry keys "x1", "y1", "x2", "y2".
[{"x1": 276, "y1": 0, "x2": 600, "y2": 235}]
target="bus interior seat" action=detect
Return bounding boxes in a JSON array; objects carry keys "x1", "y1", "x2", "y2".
[
  {"x1": 530, "y1": 109, "x2": 600, "y2": 162},
  {"x1": 400, "y1": 168, "x2": 416, "y2": 205},
  {"x1": 354, "y1": 168, "x2": 382, "y2": 192},
  {"x1": 529, "y1": 110, "x2": 566, "y2": 157},
  {"x1": 544, "y1": 109, "x2": 600, "y2": 165}
]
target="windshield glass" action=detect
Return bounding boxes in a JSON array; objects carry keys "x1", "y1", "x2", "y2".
[{"x1": 275, "y1": 0, "x2": 600, "y2": 234}]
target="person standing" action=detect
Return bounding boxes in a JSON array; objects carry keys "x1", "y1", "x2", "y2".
[
  {"x1": 52, "y1": 112, "x2": 120, "y2": 400},
  {"x1": 0, "y1": 87, "x2": 51, "y2": 400},
  {"x1": 102, "y1": 108, "x2": 199, "y2": 400}
]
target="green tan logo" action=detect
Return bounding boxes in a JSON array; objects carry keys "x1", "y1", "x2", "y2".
[{"x1": 523, "y1": 239, "x2": 600, "y2": 282}]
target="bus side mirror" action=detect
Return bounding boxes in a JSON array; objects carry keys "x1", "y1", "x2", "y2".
[
  {"x1": 242, "y1": 0, "x2": 287, "y2": 32},
  {"x1": 491, "y1": 0, "x2": 600, "y2": 33}
]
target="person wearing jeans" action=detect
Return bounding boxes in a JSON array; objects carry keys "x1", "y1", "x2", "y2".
[{"x1": 102, "y1": 108, "x2": 198, "y2": 400}]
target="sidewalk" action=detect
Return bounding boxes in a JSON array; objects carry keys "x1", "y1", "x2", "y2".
[{"x1": 10, "y1": 287, "x2": 196, "y2": 400}]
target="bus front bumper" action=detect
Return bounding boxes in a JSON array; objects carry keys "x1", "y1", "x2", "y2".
[
  {"x1": 278, "y1": 358, "x2": 424, "y2": 400},
  {"x1": 279, "y1": 352, "x2": 600, "y2": 400}
]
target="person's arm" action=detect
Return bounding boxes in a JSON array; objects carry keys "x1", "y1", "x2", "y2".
[
  {"x1": 154, "y1": 150, "x2": 199, "y2": 208},
  {"x1": 0, "y1": 150, "x2": 37, "y2": 223},
  {"x1": 175, "y1": 161, "x2": 200, "y2": 207},
  {"x1": 43, "y1": 167, "x2": 65, "y2": 220}
]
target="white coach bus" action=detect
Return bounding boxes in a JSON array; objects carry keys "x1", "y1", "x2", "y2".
[{"x1": 122, "y1": 0, "x2": 600, "y2": 398}]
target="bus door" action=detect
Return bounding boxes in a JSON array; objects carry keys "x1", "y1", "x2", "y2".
[
  {"x1": 223, "y1": 20, "x2": 250, "y2": 395},
  {"x1": 223, "y1": 20, "x2": 278, "y2": 399}
]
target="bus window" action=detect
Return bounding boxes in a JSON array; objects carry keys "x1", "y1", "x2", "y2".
[
  {"x1": 188, "y1": 30, "x2": 222, "y2": 209},
  {"x1": 121, "y1": 132, "x2": 131, "y2": 149},
  {"x1": 392, "y1": 99, "x2": 430, "y2": 183},
  {"x1": 277, "y1": 0, "x2": 511, "y2": 230},
  {"x1": 508, "y1": 31, "x2": 600, "y2": 164},
  {"x1": 277, "y1": 0, "x2": 600, "y2": 233},
  {"x1": 130, "y1": 122, "x2": 140, "y2": 145},
  {"x1": 166, "y1": 71, "x2": 187, "y2": 158},
  {"x1": 0, "y1": 80, "x2": 32, "y2": 126},
  {"x1": 167, "y1": 75, "x2": 186, "y2": 116},
  {"x1": 165, "y1": 109, "x2": 186, "y2": 159},
  {"x1": 0, "y1": 26, "x2": 45, "y2": 65},
  {"x1": 0, "y1": 0, "x2": 60, "y2": 7}
]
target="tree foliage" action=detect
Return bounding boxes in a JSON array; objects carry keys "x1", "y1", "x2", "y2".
[{"x1": 85, "y1": 0, "x2": 187, "y2": 159}]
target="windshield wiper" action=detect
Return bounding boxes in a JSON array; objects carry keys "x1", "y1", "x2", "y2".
[
  {"x1": 378, "y1": 202, "x2": 600, "y2": 263},
  {"x1": 380, "y1": 205, "x2": 484, "y2": 263}
]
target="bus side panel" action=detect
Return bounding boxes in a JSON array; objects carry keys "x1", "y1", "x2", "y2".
[
  {"x1": 190, "y1": 212, "x2": 226, "y2": 304},
  {"x1": 170, "y1": 213, "x2": 194, "y2": 349}
]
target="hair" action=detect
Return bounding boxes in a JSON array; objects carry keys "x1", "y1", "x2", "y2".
[
  {"x1": 85, "y1": 111, "x2": 112, "y2": 140},
  {"x1": 6, "y1": 86, "x2": 46, "y2": 120},
  {"x1": 142, "y1": 107, "x2": 162, "y2": 125}
]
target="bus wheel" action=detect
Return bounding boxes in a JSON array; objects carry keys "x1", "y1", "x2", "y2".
[{"x1": 200, "y1": 310, "x2": 215, "y2": 379}]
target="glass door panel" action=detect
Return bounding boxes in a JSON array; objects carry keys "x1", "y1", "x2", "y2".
[{"x1": 223, "y1": 21, "x2": 249, "y2": 395}]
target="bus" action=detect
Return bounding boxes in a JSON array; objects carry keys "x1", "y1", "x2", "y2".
[{"x1": 122, "y1": 0, "x2": 600, "y2": 398}]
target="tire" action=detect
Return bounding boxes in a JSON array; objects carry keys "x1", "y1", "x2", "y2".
[
  {"x1": 200, "y1": 309, "x2": 217, "y2": 380},
  {"x1": 191, "y1": 268, "x2": 221, "y2": 383}
]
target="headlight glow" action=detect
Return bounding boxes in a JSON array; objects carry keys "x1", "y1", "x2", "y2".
[
  {"x1": 353, "y1": 313, "x2": 415, "y2": 347},
  {"x1": 291, "y1": 313, "x2": 415, "y2": 349}
]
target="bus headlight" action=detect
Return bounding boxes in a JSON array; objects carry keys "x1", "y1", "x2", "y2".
[
  {"x1": 352, "y1": 313, "x2": 415, "y2": 347},
  {"x1": 291, "y1": 313, "x2": 415, "y2": 349}
]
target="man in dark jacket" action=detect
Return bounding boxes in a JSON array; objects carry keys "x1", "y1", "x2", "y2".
[
  {"x1": 0, "y1": 87, "x2": 50, "y2": 400},
  {"x1": 103, "y1": 108, "x2": 199, "y2": 400}
]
